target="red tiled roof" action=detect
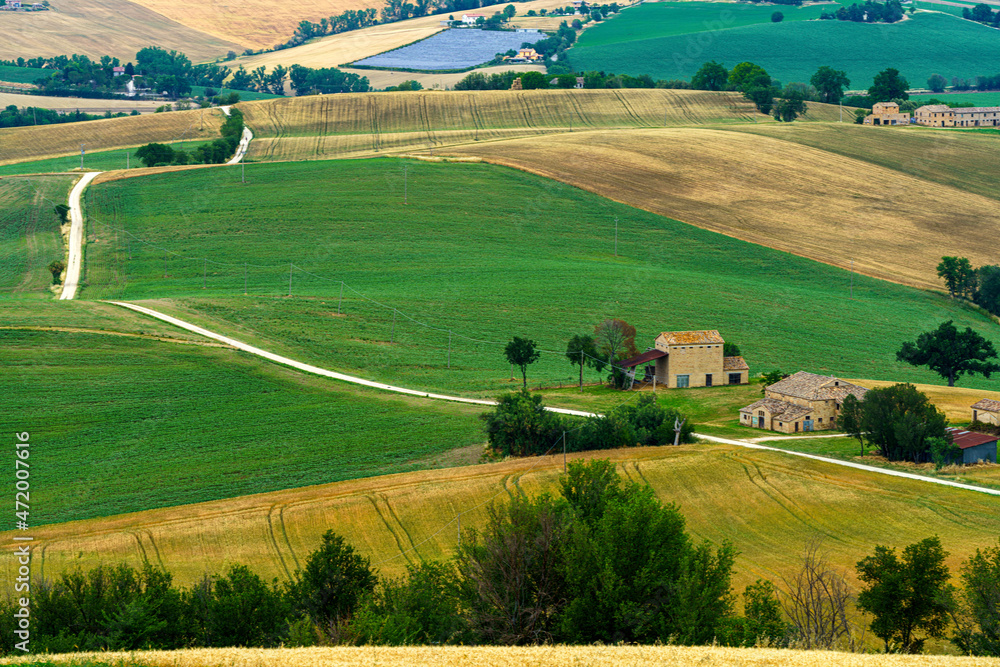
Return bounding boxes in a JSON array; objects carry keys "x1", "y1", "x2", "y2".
[
  {"x1": 946, "y1": 427, "x2": 999, "y2": 450},
  {"x1": 619, "y1": 349, "x2": 667, "y2": 368}
]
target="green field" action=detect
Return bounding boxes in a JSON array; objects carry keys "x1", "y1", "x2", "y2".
[
  {"x1": 577, "y1": 2, "x2": 841, "y2": 48},
  {"x1": 910, "y1": 91, "x2": 1000, "y2": 106},
  {"x1": 189, "y1": 85, "x2": 282, "y2": 101},
  {"x1": 571, "y1": 11, "x2": 1000, "y2": 87},
  {"x1": 0, "y1": 175, "x2": 73, "y2": 298},
  {"x1": 917, "y1": 1, "x2": 976, "y2": 18},
  {"x1": 71, "y1": 159, "x2": 1000, "y2": 398},
  {"x1": 0, "y1": 318, "x2": 485, "y2": 525},
  {"x1": 0, "y1": 64, "x2": 49, "y2": 84},
  {"x1": 0, "y1": 139, "x2": 215, "y2": 176}
]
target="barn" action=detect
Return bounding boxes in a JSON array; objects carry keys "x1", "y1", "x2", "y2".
[{"x1": 946, "y1": 427, "x2": 998, "y2": 465}]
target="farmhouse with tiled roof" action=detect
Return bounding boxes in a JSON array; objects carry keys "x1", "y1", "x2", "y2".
[
  {"x1": 971, "y1": 398, "x2": 1000, "y2": 426},
  {"x1": 740, "y1": 371, "x2": 867, "y2": 433},
  {"x1": 618, "y1": 329, "x2": 748, "y2": 389}
]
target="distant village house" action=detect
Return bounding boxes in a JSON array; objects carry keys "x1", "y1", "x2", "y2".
[
  {"x1": 972, "y1": 398, "x2": 1000, "y2": 425},
  {"x1": 461, "y1": 13, "x2": 486, "y2": 24},
  {"x1": 913, "y1": 104, "x2": 1000, "y2": 128},
  {"x1": 740, "y1": 371, "x2": 867, "y2": 433},
  {"x1": 945, "y1": 427, "x2": 997, "y2": 464},
  {"x1": 504, "y1": 48, "x2": 542, "y2": 63},
  {"x1": 619, "y1": 330, "x2": 749, "y2": 389}
]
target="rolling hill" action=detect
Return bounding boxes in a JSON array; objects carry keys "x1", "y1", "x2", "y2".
[
  {"x1": 571, "y1": 10, "x2": 1000, "y2": 87},
  {"x1": 0, "y1": 0, "x2": 242, "y2": 63}
]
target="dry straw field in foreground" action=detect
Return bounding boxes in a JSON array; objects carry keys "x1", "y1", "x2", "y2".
[
  {"x1": 4, "y1": 444, "x2": 997, "y2": 592},
  {"x1": 3, "y1": 646, "x2": 1000, "y2": 666}
]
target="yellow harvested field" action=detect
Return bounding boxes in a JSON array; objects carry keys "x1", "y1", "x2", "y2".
[
  {"x1": 0, "y1": 107, "x2": 224, "y2": 166},
  {"x1": 446, "y1": 127, "x2": 1000, "y2": 290},
  {"x1": 0, "y1": 0, "x2": 241, "y2": 63},
  {"x1": 851, "y1": 379, "x2": 1000, "y2": 423},
  {"x1": 343, "y1": 63, "x2": 545, "y2": 91},
  {"x1": 240, "y1": 88, "x2": 816, "y2": 160},
  {"x1": 0, "y1": 91, "x2": 163, "y2": 114},
  {"x1": 3, "y1": 646, "x2": 1000, "y2": 666},
  {"x1": 127, "y1": 0, "x2": 383, "y2": 51},
  {"x1": 3, "y1": 444, "x2": 997, "y2": 597},
  {"x1": 226, "y1": 0, "x2": 584, "y2": 71}
]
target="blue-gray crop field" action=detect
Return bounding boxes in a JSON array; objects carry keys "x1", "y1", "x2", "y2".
[{"x1": 353, "y1": 28, "x2": 547, "y2": 70}]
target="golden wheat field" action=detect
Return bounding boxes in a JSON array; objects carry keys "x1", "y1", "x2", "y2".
[
  {"x1": 226, "y1": 0, "x2": 575, "y2": 72},
  {"x1": 445, "y1": 127, "x2": 1000, "y2": 290},
  {"x1": 0, "y1": 107, "x2": 225, "y2": 166},
  {"x1": 0, "y1": 0, "x2": 241, "y2": 63},
  {"x1": 0, "y1": 91, "x2": 163, "y2": 114},
  {"x1": 3, "y1": 444, "x2": 997, "y2": 598},
  {"x1": 851, "y1": 380, "x2": 1000, "y2": 423},
  {"x1": 3, "y1": 646, "x2": 1000, "y2": 667}
]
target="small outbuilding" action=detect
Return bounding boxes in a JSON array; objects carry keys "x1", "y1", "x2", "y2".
[
  {"x1": 971, "y1": 398, "x2": 1000, "y2": 426},
  {"x1": 618, "y1": 329, "x2": 748, "y2": 389},
  {"x1": 864, "y1": 101, "x2": 910, "y2": 126},
  {"x1": 946, "y1": 426, "x2": 998, "y2": 465}
]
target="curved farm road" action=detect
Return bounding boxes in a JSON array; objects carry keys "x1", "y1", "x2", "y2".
[
  {"x1": 59, "y1": 171, "x2": 102, "y2": 301},
  {"x1": 220, "y1": 105, "x2": 253, "y2": 165},
  {"x1": 108, "y1": 302, "x2": 1000, "y2": 498}
]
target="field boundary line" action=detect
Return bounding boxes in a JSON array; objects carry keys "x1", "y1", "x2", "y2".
[
  {"x1": 105, "y1": 301, "x2": 596, "y2": 417},
  {"x1": 695, "y1": 433, "x2": 1000, "y2": 497},
  {"x1": 59, "y1": 171, "x2": 101, "y2": 301}
]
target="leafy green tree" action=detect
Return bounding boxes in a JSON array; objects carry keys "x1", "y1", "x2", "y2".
[
  {"x1": 47, "y1": 259, "x2": 65, "y2": 284},
  {"x1": 856, "y1": 537, "x2": 951, "y2": 653},
  {"x1": 868, "y1": 67, "x2": 909, "y2": 104},
  {"x1": 771, "y1": 10, "x2": 784, "y2": 21},
  {"x1": 53, "y1": 203, "x2": 70, "y2": 224},
  {"x1": 928, "y1": 436, "x2": 961, "y2": 469},
  {"x1": 727, "y1": 61, "x2": 768, "y2": 90},
  {"x1": 950, "y1": 541, "x2": 1000, "y2": 656},
  {"x1": 773, "y1": 91, "x2": 807, "y2": 122},
  {"x1": 897, "y1": 321, "x2": 1000, "y2": 387},
  {"x1": 974, "y1": 265, "x2": 1000, "y2": 317},
  {"x1": 206, "y1": 565, "x2": 289, "y2": 647},
  {"x1": 927, "y1": 73, "x2": 948, "y2": 93},
  {"x1": 559, "y1": 459, "x2": 625, "y2": 526},
  {"x1": 135, "y1": 142, "x2": 175, "y2": 167},
  {"x1": 565, "y1": 333, "x2": 600, "y2": 389},
  {"x1": 722, "y1": 579, "x2": 788, "y2": 646},
  {"x1": 810, "y1": 65, "x2": 850, "y2": 103},
  {"x1": 288, "y1": 530, "x2": 377, "y2": 640},
  {"x1": 593, "y1": 318, "x2": 637, "y2": 387},
  {"x1": 692, "y1": 61, "x2": 729, "y2": 91},
  {"x1": 481, "y1": 389, "x2": 563, "y2": 457},
  {"x1": 351, "y1": 561, "x2": 467, "y2": 645},
  {"x1": 456, "y1": 494, "x2": 573, "y2": 644},
  {"x1": 503, "y1": 3, "x2": 516, "y2": 18},
  {"x1": 845, "y1": 383, "x2": 947, "y2": 462},
  {"x1": 505, "y1": 336, "x2": 541, "y2": 388},
  {"x1": 518, "y1": 71, "x2": 550, "y2": 89},
  {"x1": 760, "y1": 369, "x2": 785, "y2": 394},
  {"x1": 556, "y1": 73, "x2": 577, "y2": 88},
  {"x1": 937, "y1": 256, "x2": 976, "y2": 298},
  {"x1": 228, "y1": 65, "x2": 253, "y2": 91},
  {"x1": 723, "y1": 341, "x2": 741, "y2": 357},
  {"x1": 836, "y1": 393, "x2": 866, "y2": 455}
]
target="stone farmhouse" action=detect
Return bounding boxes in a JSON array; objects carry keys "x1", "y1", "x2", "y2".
[
  {"x1": 863, "y1": 102, "x2": 911, "y2": 125},
  {"x1": 913, "y1": 104, "x2": 1000, "y2": 128},
  {"x1": 619, "y1": 330, "x2": 749, "y2": 389},
  {"x1": 945, "y1": 427, "x2": 998, "y2": 464},
  {"x1": 972, "y1": 398, "x2": 1000, "y2": 425},
  {"x1": 504, "y1": 48, "x2": 542, "y2": 63},
  {"x1": 739, "y1": 371, "x2": 867, "y2": 433}
]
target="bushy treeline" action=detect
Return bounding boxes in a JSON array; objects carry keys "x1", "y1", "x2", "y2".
[
  {"x1": 0, "y1": 104, "x2": 132, "y2": 128},
  {"x1": 937, "y1": 256, "x2": 1000, "y2": 319},
  {"x1": 819, "y1": 0, "x2": 904, "y2": 23},
  {"x1": 837, "y1": 383, "x2": 950, "y2": 464},
  {"x1": 481, "y1": 391, "x2": 694, "y2": 458},
  {"x1": 134, "y1": 108, "x2": 244, "y2": 167},
  {"x1": 3, "y1": 462, "x2": 1000, "y2": 655},
  {"x1": 961, "y1": 2, "x2": 1000, "y2": 27}
]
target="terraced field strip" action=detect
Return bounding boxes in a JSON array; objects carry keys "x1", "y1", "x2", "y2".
[
  {"x1": 0, "y1": 175, "x2": 74, "y2": 298},
  {"x1": 0, "y1": 107, "x2": 226, "y2": 166},
  {"x1": 447, "y1": 127, "x2": 1000, "y2": 289},
  {"x1": 5, "y1": 443, "x2": 997, "y2": 591}
]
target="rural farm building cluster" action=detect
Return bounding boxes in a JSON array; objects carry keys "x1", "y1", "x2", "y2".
[{"x1": 865, "y1": 101, "x2": 1000, "y2": 126}]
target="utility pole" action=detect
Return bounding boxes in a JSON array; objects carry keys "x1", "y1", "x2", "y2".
[{"x1": 80, "y1": 143, "x2": 85, "y2": 170}]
